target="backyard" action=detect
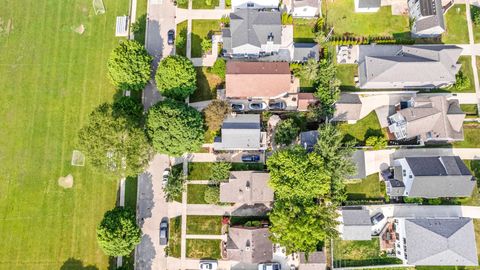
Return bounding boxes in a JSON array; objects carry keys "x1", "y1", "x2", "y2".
[
  {"x1": 337, "y1": 64, "x2": 358, "y2": 91},
  {"x1": 450, "y1": 56, "x2": 475, "y2": 93},
  {"x1": 346, "y1": 174, "x2": 386, "y2": 201},
  {"x1": 191, "y1": 19, "x2": 221, "y2": 57},
  {"x1": 293, "y1": 18, "x2": 317, "y2": 43},
  {"x1": 186, "y1": 239, "x2": 222, "y2": 259},
  {"x1": 443, "y1": 5, "x2": 469, "y2": 44},
  {"x1": 186, "y1": 216, "x2": 223, "y2": 235},
  {"x1": 324, "y1": 0, "x2": 410, "y2": 37},
  {"x1": 188, "y1": 162, "x2": 265, "y2": 180},
  {"x1": 461, "y1": 104, "x2": 479, "y2": 118},
  {"x1": 0, "y1": 0, "x2": 129, "y2": 269},
  {"x1": 338, "y1": 111, "x2": 387, "y2": 145},
  {"x1": 190, "y1": 67, "x2": 223, "y2": 102},
  {"x1": 169, "y1": 216, "x2": 182, "y2": 258},
  {"x1": 333, "y1": 238, "x2": 403, "y2": 267},
  {"x1": 452, "y1": 123, "x2": 480, "y2": 148}
]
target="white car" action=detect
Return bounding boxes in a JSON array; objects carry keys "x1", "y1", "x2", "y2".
[
  {"x1": 248, "y1": 101, "x2": 268, "y2": 111},
  {"x1": 162, "y1": 168, "x2": 170, "y2": 185},
  {"x1": 199, "y1": 260, "x2": 218, "y2": 270}
]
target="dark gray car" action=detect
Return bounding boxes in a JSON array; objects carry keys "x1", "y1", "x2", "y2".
[
  {"x1": 268, "y1": 101, "x2": 286, "y2": 110},
  {"x1": 160, "y1": 218, "x2": 168, "y2": 245}
]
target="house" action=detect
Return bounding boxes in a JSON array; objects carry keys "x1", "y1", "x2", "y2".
[
  {"x1": 226, "y1": 61, "x2": 297, "y2": 99},
  {"x1": 388, "y1": 96, "x2": 465, "y2": 143},
  {"x1": 220, "y1": 171, "x2": 273, "y2": 205},
  {"x1": 213, "y1": 114, "x2": 267, "y2": 151},
  {"x1": 222, "y1": 9, "x2": 283, "y2": 58},
  {"x1": 339, "y1": 206, "x2": 372, "y2": 240},
  {"x1": 291, "y1": 0, "x2": 320, "y2": 18},
  {"x1": 408, "y1": 0, "x2": 445, "y2": 37},
  {"x1": 332, "y1": 93, "x2": 364, "y2": 123},
  {"x1": 298, "y1": 250, "x2": 327, "y2": 270},
  {"x1": 393, "y1": 217, "x2": 478, "y2": 266},
  {"x1": 227, "y1": 227, "x2": 273, "y2": 264},
  {"x1": 354, "y1": 0, "x2": 381, "y2": 12},
  {"x1": 385, "y1": 156, "x2": 475, "y2": 198},
  {"x1": 358, "y1": 45, "x2": 462, "y2": 89},
  {"x1": 231, "y1": 0, "x2": 279, "y2": 9}
]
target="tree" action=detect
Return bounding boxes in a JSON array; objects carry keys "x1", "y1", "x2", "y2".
[
  {"x1": 204, "y1": 185, "x2": 220, "y2": 204},
  {"x1": 155, "y1": 55, "x2": 197, "y2": 100},
  {"x1": 314, "y1": 59, "x2": 340, "y2": 119},
  {"x1": 201, "y1": 38, "x2": 212, "y2": 55},
  {"x1": 454, "y1": 71, "x2": 470, "y2": 90},
  {"x1": 203, "y1": 100, "x2": 231, "y2": 131},
  {"x1": 314, "y1": 123, "x2": 356, "y2": 203},
  {"x1": 299, "y1": 58, "x2": 320, "y2": 83},
  {"x1": 269, "y1": 199, "x2": 339, "y2": 253},
  {"x1": 77, "y1": 97, "x2": 152, "y2": 177},
  {"x1": 146, "y1": 99, "x2": 204, "y2": 156},
  {"x1": 267, "y1": 146, "x2": 330, "y2": 201},
  {"x1": 96, "y1": 207, "x2": 141, "y2": 257},
  {"x1": 365, "y1": 135, "x2": 387, "y2": 150},
  {"x1": 208, "y1": 58, "x2": 226, "y2": 79},
  {"x1": 164, "y1": 166, "x2": 185, "y2": 201},
  {"x1": 210, "y1": 162, "x2": 231, "y2": 184},
  {"x1": 107, "y1": 40, "x2": 152, "y2": 91},
  {"x1": 274, "y1": 119, "x2": 300, "y2": 146},
  {"x1": 472, "y1": 6, "x2": 480, "y2": 25}
]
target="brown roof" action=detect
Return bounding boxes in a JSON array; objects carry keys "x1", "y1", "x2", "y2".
[
  {"x1": 226, "y1": 227, "x2": 273, "y2": 263},
  {"x1": 226, "y1": 61, "x2": 292, "y2": 98},
  {"x1": 297, "y1": 93, "x2": 318, "y2": 111}
]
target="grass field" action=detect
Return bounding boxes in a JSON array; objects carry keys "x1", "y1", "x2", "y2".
[
  {"x1": 338, "y1": 112, "x2": 387, "y2": 145},
  {"x1": 293, "y1": 18, "x2": 317, "y2": 43},
  {"x1": 188, "y1": 162, "x2": 265, "y2": 180},
  {"x1": 346, "y1": 174, "x2": 386, "y2": 201},
  {"x1": 169, "y1": 216, "x2": 182, "y2": 258},
  {"x1": 333, "y1": 238, "x2": 403, "y2": 267},
  {"x1": 186, "y1": 216, "x2": 222, "y2": 235},
  {"x1": 453, "y1": 123, "x2": 480, "y2": 148},
  {"x1": 187, "y1": 184, "x2": 209, "y2": 204},
  {"x1": 0, "y1": 0, "x2": 129, "y2": 269},
  {"x1": 443, "y1": 5, "x2": 469, "y2": 44},
  {"x1": 337, "y1": 64, "x2": 358, "y2": 91},
  {"x1": 461, "y1": 104, "x2": 479, "y2": 118},
  {"x1": 192, "y1": 0, "x2": 220, "y2": 9},
  {"x1": 190, "y1": 67, "x2": 223, "y2": 102},
  {"x1": 186, "y1": 239, "x2": 221, "y2": 259},
  {"x1": 450, "y1": 56, "x2": 475, "y2": 93},
  {"x1": 191, "y1": 20, "x2": 220, "y2": 57},
  {"x1": 176, "y1": 20, "x2": 188, "y2": 57}
]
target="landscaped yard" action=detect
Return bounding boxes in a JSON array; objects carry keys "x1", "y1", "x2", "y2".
[
  {"x1": 186, "y1": 239, "x2": 222, "y2": 259},
  {"x1": 169, "y1": 216, "x2": 182, "y2": 258},
  {"x1": 293, "y1": 18, "x2": 317, "y2": 43},
  {"x1": 0, "y1": 0, "x2": 129, "y2": 268},
  {"x1": 337, "y1": 64, "x2": 358, "y2": 91},
  {"x1": 188, "y1": 162, "x2": 265, "y2": 180},
  {"x1": 346, "y1": 174, "x2": 386, "y2": 201},
  {"x1": 186, "y1": 216, "x2": 223, "y2": 235},
  {"x1": 453, "y1": 123, "x2": 480, "y2": 148},
  {"x1": 443, "y1": 5, "x2": 469, "y2": 44},
  {"x1": 333, "y1": 238, "x2": 403, "y2": 267},
  {"x1": 187, "y1": 184, "x2": 209, "y2": 204},
  {"x1": 176, "y1": 20, "x2": 188, "y2": 56},
  {"x1": 338, "y1": 111, "x2": 387, "y2": 145},
  {"x1": 461, "y1": 104, "x2": 479, "y2": 118},
  {"x1": 190, "y1": 67, "x2": 223, "y2": 102},
  {"x1": 191, "y1": 20, "x2": 221, "y2": 57},
  {"x1": 324, "y1": 0, "x2": 410, "y2": 37},
  {"x1": 449, "y1": 56, "x2": 475, "y2": 93},
  {"x1": 192, "y1": 0, "x2": 220, "y2": 9}
]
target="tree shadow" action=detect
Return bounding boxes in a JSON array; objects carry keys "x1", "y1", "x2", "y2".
[
  {"x1": 365, "y1": 127, "x2": 383, "y2": 138},
  {"x1": 137, "y1": 171, "x2": 154, "y2": 228},
  {"x1": 133, "y1": 14, "x2": 147, "y2": 46},
  {"x1": 135, "y1": 235, "x2": 156, "y2": 270},
  {"x1": 59, "y1": 258, "x2": 98, "y2": 270},
  {"x1": 176, "y1": 24, "x2": 188, "y2": 57},
  {"x1": 191, "y1": 33, "x2": 203, "y2": 58}
]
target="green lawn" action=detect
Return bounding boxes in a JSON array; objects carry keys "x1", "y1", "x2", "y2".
[
  {"x1": 133, "y1": 0, "x2": 148, "y2": 45},
  {"x1": 186, "y1": 239, "x2": 221, "y2": 259},
  {"x1": 472, "y1": 6, "x2": 480, "y2": 43},
  {"x1": 176, "y1": 20, "x2": 188, "y2": 57},
  {"x1": 0, "y1": 0, "x2": 129, "y2": 269},
  {"x1": 192, "y1": 0, "x2": 220, "y2": 9},
  {"x1": 346, "y1": 174, "x2": 386, "y2": 201},
  {"x1": 191, "y1": 20, "x2": 221, "y2": 57},
  {"x1": 337, "y1": 64, "x2": 358, "y2": 91},
  {"x1": 324, "y1": 0, "x2": 409, "y2": 37},
  {"x1": 338, "y1": 111, "x2": 387, "y2": 145},
  {"x1": 449, "y1": 56, "x2": 475, "y2": 93},
  {"x1": 293, "y1": 18, "x2": 317, "y2": 43},
  {"x1": 443, "y1": 5, "x2": 469, "y2": 44},
  {"x1": 177, "y1": 0, "x2": 189, "y2": 8},
  {"x1": 190, "y1": 67, "x2": 223, "y2": 102},
  {"x1": 188, "y1": 162, "x2": 265, "y2": 180},
  {"x1": 461, "y1": 104, "x2": 479, "y2": 118},
  {"x1": 453, "y1": 123, "x2": 480, "y2": 148},
  {"x1": 169, "y1": 216, "x2": 182, "y2": 258},
  {"x1": 187, "y1": 216, "x2": 222, "y2": 235},
  {"x1": 333, "y1": 238, "x2": 403, "y2": 267},
  {"x1": 187, "y1": 184, "x2": 209, "y2": 204}
]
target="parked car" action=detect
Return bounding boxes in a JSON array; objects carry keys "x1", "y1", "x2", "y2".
[
  {"x1": 241, "y1": 154, "x2": 260, "y2": 163},
  {"x1": 371, "y1": 212, "x2": 385, "y2": 225},
  {"x1": 258, "y1": 263, "x2": 281, "y2": 270},
  {"x1": 162, "y1": 168, "x2": 170, "y2": 186},
  {"x1": 248, "y1": 101, "x2": 267, "y2": 111},
  {"x1": 199, "y1": 260, "x2": 218, "y2": 270},
  {"x1": 268, "y1": 101, "x2": 286, "y2": 110},
  {"x1": 231, "y1": 103, "x2": 245, "y2": 111},
  {"x1": 167, "y1": 30, "x2": 175, "y2": 45},
  {"x1": 160, "y1": 218, "x2": 169, "y2": 245}
]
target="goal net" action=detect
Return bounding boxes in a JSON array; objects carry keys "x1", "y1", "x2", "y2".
[
  {"x1": 71, "y1": 150, "x2": 86, "y2": 166},
  {"x1": 93, "y1": 0, "x2": 106, "y2": 15}
]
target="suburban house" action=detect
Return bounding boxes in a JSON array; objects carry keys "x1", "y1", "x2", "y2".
[
  {"x1": 227, "y1": 227, "x2": 273, "y2": 265},
  {"x1": 354, "y1": 0, "x2": 381, "y2": 12},
  {"x1": 231, "y1": 0, "x2": 279, "y2": 9},
  {"x1": 220, "y1": 171, "x2": 274, "y2": 205},
  {"x1": 408, "y1": 0, "x2": 446, "y2": 37},
  {"x1": 225, "y1": 61, "x2": 298, "y2": 99},
  {"x1": 384, "y1": 156, "x2": 475, "y2": 198},
  {"x1": 291, "y1": 0, "x2": 320, "y2": 18},
  {"x1": 393, "y1": 217, "x2": 478, "y2": 266},
  {"x1": 358, "y1": 45, "x2": 462, "y2": 89},
  {"x1": 213, "y1": 114, "x2": 267, "y2": 151},
  {"x1": 387, "y1": 96, "x2": 465, "y2": 143},
  {"x1": 339, "y1": 206, "x2": 372, "y2": 240}
]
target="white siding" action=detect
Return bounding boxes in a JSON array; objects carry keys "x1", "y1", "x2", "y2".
[
  {"x1": 231, "y1": 0, "x2": 279, "y2": 9},
  {"x1": 395, "y1": 158, "x2": 414, "y2": 197},
  {"x1": 292, "y1": 6, "x2": 318, "y2": 17}
]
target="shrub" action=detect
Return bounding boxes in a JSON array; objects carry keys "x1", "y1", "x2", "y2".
[
  {"x1": 454, "y1": 71, "x2": 470, "y2": 90},
  {"x1": 472, "y1": 6, "x2": 480, "y2": 25},
  {"x1": 204, "y1": 185, "x2": 220, "y2": 204},
  {"x1": 281, "y1": 12, "x2": 293, "y2": 25},
  {"x1": 365, "y1": 136, "x2": 387, "y2": 150},
  {"x1": 220, "y1": 15, "x2": 230, "y2": 27},
  {"x1": 209, "y1": 58, "x2": 226, "y2": 79},
  {"x1": 210, "y1": 162, "x2": 232, "y2": 184},
  {"x1": 203, "y1": 100, "x2": 231, "y2": 131},
  {"x1": 201, "y1": 38, "x2": 212, "y2": 55},
  {"x1": 403, "y1": 197, "x2": 423, "y2": 204},
  {"x1": 245, "y1": 220, "x2": 262, "y2": 227},
  {"x1": 426, "y1": 198, "x2": 442, "y2": 205},
  {"x1": 274, "y1": 119, "x2": 300, "y2": 146},
  {"x1": 205, "y1": 0, "x2": 212, "y2": 6}
]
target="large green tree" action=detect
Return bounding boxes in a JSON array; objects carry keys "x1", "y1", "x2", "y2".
[
  {"x1": 146, "y1": 99, "x2": 204, "y2": 156},
  {"x1": 96, "y1": 207, "x2": 141, "y2": 257},
  {"x1": 107, "y1": 40, "x2": 152, "y2": 91},
  {"x1": 78, "y1": 97, "x2": 152, "y2": 177},
  {"x1": 274, "y1": 119, "x2": 300, "y2": 146},
  {"x1": 155, "y1": 55, "x2": 197, "y2": 100}
]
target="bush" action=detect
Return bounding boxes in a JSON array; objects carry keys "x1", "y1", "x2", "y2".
[
  {"x1": 204, "y1": 185, "x2": 220, "y2": 204},
  {"x1": 245, "y1": 220, "x2": 262, "y2": 227},
  {"x1": 472, "y1": 6, "x2": 480, "y2": 25},
  {"x1": 220, "y1": 15, "x2": 230, "y2": 27},
  {"x1": 454, "y1": 71, "x2": 470, "y2": 90},
  {"x1": 209, "y1": 58, "x2": 226, "y2": 79},
  {"x1": 201, "y1": 38, "x2": 212, "y2": 55},
  {"x1": 164, "y1": 166, "x2": 185, "y2": 201},
  {"x1": 155, "y1": 55, "x2": 197, "y2": 100},
  {"x1": 365, "y1": 136, "x2": 387, "y2": 150},
  {"x1": 203, "y1": 100, "x2": 231, "y2": 131},
  {"x1": 210, "y1": 162, "x2": 232, "y2": 184},
  {"x1": 426, "y1": 198, "x2": 442, "y2": 205},
  {"x1": 275, "y1": 119, "x2": 300, "y2": 146},
  {"x1": 205, "y1": 0, "x2": 212, "y2": 6},
  {"x1": 403, "y1": 197, "x2": 423, "y2": 204},
  {"x1": 281, "y1": 12, "x2": 293, "y2": 25}
]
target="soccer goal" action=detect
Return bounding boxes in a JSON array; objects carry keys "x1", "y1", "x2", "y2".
[
  {"x1": 93, "y1": 0, "x2": 106, "y2": 15},
  {"x1": 71, "y1": 150, "x2": 86, "y2": 166}
]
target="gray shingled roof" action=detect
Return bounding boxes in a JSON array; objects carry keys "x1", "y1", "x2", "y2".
[
  {"x1": 412, "y1": 0, "x2": 445, "y2": 34},
  {"x1": 220, "y1": 171, "x2": 273, "y2": 204},
  {"x1": 341, "y1": 207, "x2": 372, "y2": 240},
  {"x1": 333, "y1": 93, "x2": 363, "y2": 121},
  {"x1": 405, "y1": 218, "x2": 478, "y2": 266},
  {"x1": 406, "y1": 156, "x2": 471, "y2": 176},
  {"x1": 358, "y1": 0, "x2": 381, "y2": 8},
  {"x1": 227, "y1": 227, "x2": 273, "y2": 264},
  {"x1": 214, "y1": 114, "x2": 261, "y2": 150},
  {"x1": 293, "y1": 43, "x2": 319, "y2": 62}
]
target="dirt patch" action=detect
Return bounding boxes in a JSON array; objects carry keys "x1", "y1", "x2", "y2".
[
  {"x1": 0, "y1": 17, "x2": 14, "y2": 35},
  {"x1": 58, "y1": 174, "x2": 74, "y2": 189},
  {"x1": 73, "y1": 24, "x2": 85, "y2": 34}
]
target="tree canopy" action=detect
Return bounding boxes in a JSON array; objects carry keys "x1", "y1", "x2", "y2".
[
  {"x1": 77, "y1": 97, "x2": 152, "y2": 177},
  {"x1": 314, "y1": 59, "x2": 340, "y2": 119},
  {"x1": 96, "y1": 207, "x2": 141, "y2": 257},
  {"x1": 274, "y1": 119, "x2": 300, "y2": 146},
  {"x1": 107, "y1": 40, "x2": 152, "y2": 91},
  {"x1": 146, "y1": 99, "x2": 204, "y2": 156},
  {"x1": 203, "y1": 100, "x2": 231, "y2": 131},
  {"x1": 155, "y1": 55, "x2": 197, "y2": 100}
]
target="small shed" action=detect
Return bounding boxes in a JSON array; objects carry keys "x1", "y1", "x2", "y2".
[
  {"x1": 340, "y1": 206, "x2": 372, "y2": 240},
  {"x1": 354, "y1": 0, "x2": 381, "y2": 12},
  {"x1": 115, "y1": 16, "x2": 129, "y2": 37}
]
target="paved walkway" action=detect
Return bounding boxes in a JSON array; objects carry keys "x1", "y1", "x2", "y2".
[{"x1": 464, "y1": 0, "x2": 480, "y2": 112}]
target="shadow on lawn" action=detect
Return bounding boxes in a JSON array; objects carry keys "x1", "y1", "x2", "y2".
[{"x1": 60, "y1": 258, "x2": 98, "y2": 270}]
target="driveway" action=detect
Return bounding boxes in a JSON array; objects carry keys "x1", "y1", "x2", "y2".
[{"x1": 136, "y1": 154, "x2": 170, "y2": 270}]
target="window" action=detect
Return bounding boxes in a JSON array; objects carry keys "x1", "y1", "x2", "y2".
[{"x1": 247, "y1": 2, "x2": 254, "y2": 7}]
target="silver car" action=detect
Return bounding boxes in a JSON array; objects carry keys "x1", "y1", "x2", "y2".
[
  {"x1": 160, "y1": 218, "x2": 168, "y2": 245},
  {"x1": 199, "y1": 260, "x2": 218, "y2": 270}
]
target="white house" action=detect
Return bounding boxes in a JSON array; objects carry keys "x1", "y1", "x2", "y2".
[
  {"x1": 291, "y1": 0, "x2": 320, "y2": 18},
  {"x1": 354, "y1": 0, "x2": 381, "y2": 12},
  {"x1": 231, "y1": 0, "x2": 279, "y2": 9}
]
